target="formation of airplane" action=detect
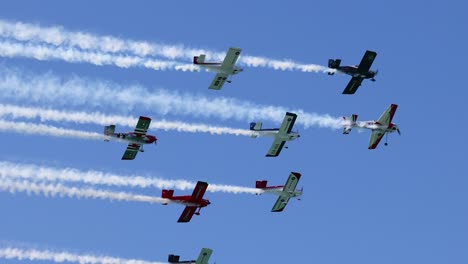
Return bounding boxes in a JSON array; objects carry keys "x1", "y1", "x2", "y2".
[
  {"x1": 168, "y1": 248, "x2": 213, "y2": 264},
  {"x1": 193, "y1": 47, "x2": 243, "y2": 90},
  {"x1": 104, "y1": 116, "x2": 157, "y2": 160},
  {"x1": 250, "y1": 112, "x2": 300, "y2": 157},
  {"x1": 162, "y1": 181, "x2": 211, "y2": 223},
  {"x1": 256, "y1": 172, "x2": 303, "y2": 212},
  {"x1": 343, "y1": 104, "x2": 400, "y2": 149},
  {"x1": 328, "y1": 50, "x2": 378, "y2": 94},
  {"x1": 94, "y1": 49, "x2": 398, "y2": 229}
]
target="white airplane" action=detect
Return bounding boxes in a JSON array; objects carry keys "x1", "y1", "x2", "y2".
[
  {"x1": 256, "y1": 172, "x2": 303, "y2": 212},
  {"x1": 343, "y1": 104, "x2": 400, "y2": 149},
  {"x1": 193, "y1": 47, "x2": 243, "y2": 90},
  {"x1": 250, "y1": 112, "x2": 300, "y2": 157},
  {"x1": 168, "y1": 248, "x2": 213, "y2": 264}
]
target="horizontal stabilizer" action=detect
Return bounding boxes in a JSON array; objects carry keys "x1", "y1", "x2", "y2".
[
  {"x1": 256, "y1": 180, "x2": 268, "y2": 188},
  {"x1": 250, "y1": 122, "x2": 263, "y2": 131},
  {"x1": 104, "y1": 125, "x2": 115, "y2": 135},
  {"x1": 168, "y1": 255, "x2": 180, "y2": 263},
  {"x1": 328, "y1": 59, "x2": 341, "y2": 68},
  {"x1": 342, "y1": 114, "x2": 357, "y2": 134},
  {"x1": 162, "y1": 189, "x2": 174, "y2": 199},
  {"x1": 193, "y1": 55, "x2": 206, "y2": 64}
]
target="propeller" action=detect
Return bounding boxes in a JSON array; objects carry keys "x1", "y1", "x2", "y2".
[{"x1": 375, "y1": 69, "x2": 379, "y2": 76}]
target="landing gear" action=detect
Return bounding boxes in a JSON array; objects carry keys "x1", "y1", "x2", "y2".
[
  {"x1": 227, "y1": 80, "x2": 232, "y2": 83},
  {"x1": 371, "y1": 78, "x2": 376, "y2": 82},
  {"x1": 384, "y1": 133, "x2": 389, "y2": 146},
  {"x1": 384, "y1": 143, "x2": 388, "y2": 146},
  {"x1": 195, "y1": 207, "x2": 202, "y2": 216}
]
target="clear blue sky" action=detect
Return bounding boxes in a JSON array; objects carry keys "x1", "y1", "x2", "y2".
[{"x1": 0, "y1": 1, "x2": 467, "y2": 263}]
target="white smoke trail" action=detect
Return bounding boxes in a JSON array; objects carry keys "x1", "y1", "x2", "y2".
[
  {"x1": 0, "y1": 104, "x2": 256, "y2": 137},
  {"x1": 0, "y1": 67, "x2": 343, "y2": 129},
  {"x1": 0, "y1": 40, "x2": 198, "y2": 72},
  {"x1": 0, "y1": 119, "x2": 106, "y2": 141},
  {"x1": 0, "y1": 161, "x2": 262, "y2": 195},
  {"x1": 0, "y1": 246, "x2": 167, "y2": 264},
  {"x1": 0, "y1": 177, "x2": 171, "y2": 205},
  {"x1": 0, "y1": 19, "x2": 330, "y2": 72}
]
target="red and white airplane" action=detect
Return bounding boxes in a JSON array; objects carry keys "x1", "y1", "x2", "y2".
[
  {"x1": 343, "y1": 104, "x2": 400, "y2": 149},
  {"x1": 104, "y1": 116, "x2": 157, "y2": 160},
  {"x1": 193, "y1": 47, "x2": 243, "y2": 90},
  {"x1": 256, "y1": 172, "x2": 303, "y2": 212},
  {"x1": 162, "y1": 181, "x2": 211, "y2": 223}
]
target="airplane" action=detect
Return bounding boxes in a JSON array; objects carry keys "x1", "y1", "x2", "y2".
[
  {"x1": 250, "y1": 112, "x2": 300, "y2": 157},
  {"x1": 104, "y1": 116, "x2": 157, "y2": 160},
  {"x1": 162, "y1": 181, "x2": 211, "y2": 223},
  {"x1": 328, "y1": 50, "x2": 378, "y2": 94},
  {"x1": 168, "y1": 248, "x2": 213, "y2": 264},
  {"x1": 255, "y1": 172, "x2": 303, "y2": 212},
  {"x1": 342, "y1": 104, "x2": 400, "y2": 149},
  {"x1": 193, "y1": 47, "x2": 243, "y2": 90}
]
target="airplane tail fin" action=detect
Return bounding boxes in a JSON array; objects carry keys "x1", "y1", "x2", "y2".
[
  {"x1": 168, "y1": 255, "x2": 180, "y2": 263},
  {"x1": 162, "y1": 189, "x2": 174, "y2": 199},
  {"x1": 193, "y1": 54, "x2": 206, "y2": 64},
  {"x1": 196, "y1": 248, "x2": 213, "y2": 264},
  {"x1": 250, "y1": 122, "x2": 262, "y2": 131},
  {"x1": 328, "y1": 59, "x2": 341, "y2": 69},
  {"x1": 342, "y1": 114, "x2": 358, "y2": 134},
  {"x1": 104, "y1": 125, "x2": 115, "y2": 136},
  {"x1": 256, "y1": 180, "x2": 268, "y2": 188}
]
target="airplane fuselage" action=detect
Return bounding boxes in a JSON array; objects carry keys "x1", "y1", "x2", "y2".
[
  {"x1": 334, "y1": 66, "x2": 377, "y2": 79},
  {"x1": 198, "y1": 63, "x2": 243, "y2": 75},
  {"x1": 355, "y1": 121, "x2": 399, "y2": 133},
  {"x1": 258, "y1": 186, "x2": 303, "y2": 198},
  {"x1": 166, "y1": 195, "x2": 211, "y2": 208},
  {"x1": 107, "y1": 132, "x2": 157, "y2": 145},
  {"x1": 253, "y1": 130, "x2": 300, "y2": 141}
]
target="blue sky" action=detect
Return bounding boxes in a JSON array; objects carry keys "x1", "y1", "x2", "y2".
[{"x1": 0, "y1": 1, "x2": 467, "y2": 263}]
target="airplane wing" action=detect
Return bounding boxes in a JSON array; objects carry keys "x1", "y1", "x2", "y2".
[
  {"x1": 177, "y1": 181, "x2": 209, "y2": 223},
  {"x1": 121, "y1": 143, "x2": 141, "y2": 160},
  {"x1": 356, "y1": 50, "x2": 377, "y2": 74},
  {"x1": 221, "y1": 47, "x2": 242, "y2": 69},
  {"x1": 133, "y1": 116, "x2": 151, "y2": 137},
  {"x1": 377, "y1": 104, "x2": 398, "y2": 126},
  {"x1": 190, "y1": 181, "x2": 209, "y2": 203},
  {"x1": 368, "y1": 130, "x2": 385, "y2": 149},
  {"x1": 266, "y1": 138, "x2": 286, "y2": 157},
  {"x1": 282, "y1": 172, "x2": 301, "y2": 193},
  {"x1": 208, "y1": 72, "x2": 228, "y2": 90},
  {"x1": 278, "y1": 112, "x2": 298, "y2": 134},
  {"x1": 342, "y1": 77, "x2": 364, "y2": 94},
  {"x1": 196, "y1": 248, "x2": 213, "y2": 264},
  {"x1": 271, "y1": 195, "x2": 291, "y2": 212},
  {"x1": 177, "y1": 206, "x2": 198, "y2": 223}
]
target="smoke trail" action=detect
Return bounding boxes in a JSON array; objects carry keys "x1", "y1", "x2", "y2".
[
  {"x1": 0, "y1": 19, "x2": 330, "y2": 72},
  {"x1": 0, "y1": 177, "x2": 171, "y2": 205},
  {"x1": 0, "y1": 119, "x2": 106, "y2": 141},
  {"x1": 0, "y1": 161, "x2": 262, "y2": 195},
  {"x1": 0, "y1": 67, "x2": 343, "y2": 129},
  {"x1": 0, "y1": 40, "x2": 198, "y2": 71},
  {"x1": 0, "y1": 246, "x2": 167, "y2": 264},
  {"x1": 0, "y1": 104, "x2": 257, "y2": 137}
]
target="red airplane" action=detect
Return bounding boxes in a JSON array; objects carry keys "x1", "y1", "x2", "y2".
[{"x1": 162, "y1": 181, "x2": 211, "y2": 223}]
